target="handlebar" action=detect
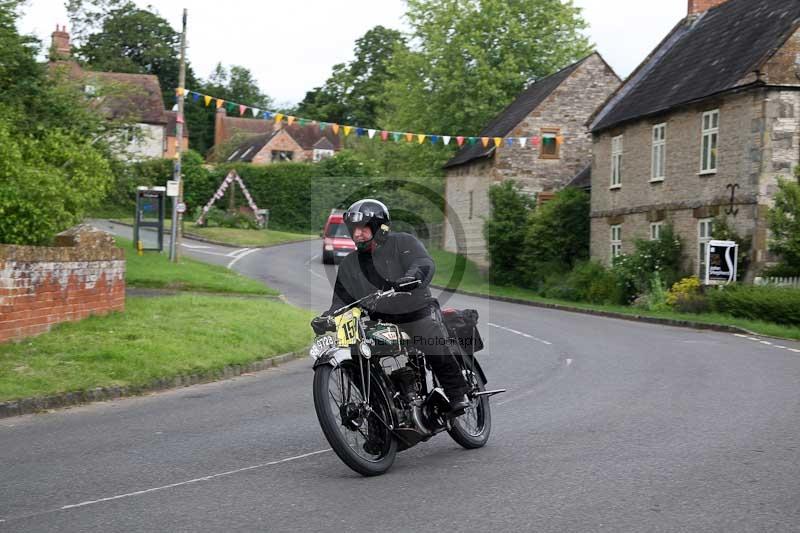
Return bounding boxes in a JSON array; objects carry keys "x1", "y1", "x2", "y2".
[{"x1": 329, "y1": 279, "x2": 422, "y2": 317}]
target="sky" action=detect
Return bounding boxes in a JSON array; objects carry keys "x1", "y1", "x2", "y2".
[{"x1": 18, "y1": 0, "x2": 688, "y2": 107}]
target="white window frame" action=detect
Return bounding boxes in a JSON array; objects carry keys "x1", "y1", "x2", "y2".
[
  {"x1": 651, "y1": 123, "x2": 666, "y2": 182},
  {"x1": 313, "y1": 148, "x2": 334, "y2": 162},
  {"x1": 698, "y1": 218, "x2": 714, "y2": 277},
  {"x1": 610, "y1": 135, "x2": 623, "y2": 188},
  {"x1": 650, "y1": 222, "x2": 663, "y2": 241},
  {"x1": 700, "y1": 110, "x2": 719, "y2": 174},
  {"x1": 610, "y1": 224, "x2": 622, "y2": 259}
]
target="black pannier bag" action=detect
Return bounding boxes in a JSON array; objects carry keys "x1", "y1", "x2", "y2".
[{"x1": 441, "y1": 308, "x2": 484, "y2": 355}]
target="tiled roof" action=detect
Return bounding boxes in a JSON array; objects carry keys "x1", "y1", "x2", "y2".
[
  {"x1": 591, "y1": 0, "x2": 800, "y2": 132},
  {"x1": 565, "y1": 164, "x2": 591, "y2": 191},
  {"x1": 443, "y1": 54, "x2": 592, "y2": 169}
]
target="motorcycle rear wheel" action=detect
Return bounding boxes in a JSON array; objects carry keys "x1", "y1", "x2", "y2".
[
  {"x1": 447, "y1": 360, "x2": 491, "y2": 449},
  {"x1": 313, "y1": 361, "x2": 398, "y2": 476}
]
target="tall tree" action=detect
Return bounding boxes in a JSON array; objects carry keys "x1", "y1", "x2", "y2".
[
  {"x1": 381, "y1": 0, "x2": 592, "y2": 134},
  {"x1": 297, "y1": 25, "x2": 407, "y2": 127}
]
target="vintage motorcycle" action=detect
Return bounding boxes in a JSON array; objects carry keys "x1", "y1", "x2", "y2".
[{"x1": 309, "y1": 281, "x2": 504, "y2": 476}]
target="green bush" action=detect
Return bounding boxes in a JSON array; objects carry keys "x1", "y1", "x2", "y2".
[
  {"x1": 612, "y1": 225, "x2": 684, "y2": 303},
  {"x1": 483, "y1": 181, "x2": 534, "y2": 286},
  {"x1": 519, "y1": 188, "x2": 590, "y2": 287},
  {"x1": 767, "y1": 175, "x2": 800, "y2": 272},
  {"x1": 708, "y1": 284, "x2": 800, "y2": 325},
  {"x1": 551, "y1": 261, "x2": 624, "y2": 305}
]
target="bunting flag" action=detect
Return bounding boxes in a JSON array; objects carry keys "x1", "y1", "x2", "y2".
[{"x1": 184, "y1": 88, "x2": 552, "y2": 151}]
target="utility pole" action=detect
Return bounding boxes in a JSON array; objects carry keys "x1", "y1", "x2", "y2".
[{"x1": 169, "y1": 8, "x2": 187, "y2": 262}]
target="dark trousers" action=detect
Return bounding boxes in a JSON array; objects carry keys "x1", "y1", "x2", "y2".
[{"x1": 398, "y1": 304, "x2": 468, "y2": 397}]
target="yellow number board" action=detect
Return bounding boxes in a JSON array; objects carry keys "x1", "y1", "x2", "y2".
[{"x1": 335, "y1": 308, "x2": 362, "y2": 346}]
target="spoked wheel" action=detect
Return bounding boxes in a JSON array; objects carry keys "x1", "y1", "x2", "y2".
[
  {"x1": 448, "y1": 358, "x2": 492, "y2": 449},
  {"x1": 313, "y1": 360, "x2": 397, "y2": 476}
]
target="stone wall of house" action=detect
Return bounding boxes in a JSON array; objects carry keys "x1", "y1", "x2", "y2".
[
  {"x1": 251, "y1": 130, "x2": 306, "y2": 164},
  {"x1": 444, "y1": 53, "x2": 620, "y2": 266},
  {"x1": 494, "y1": 54, "x2": 620, "y2": 195},
  {"x1": 0, "y1": 226, "x2": 125, "y2": 343},
  {"x1": 589, "y1": 88, "x2": 798, "y2": 278},
  {"x1": 761, "y1": 27, "x2": 800, "y2": 86},
  {"x1": 443, "y1": 160, "x2": 493, "y2": 268}
]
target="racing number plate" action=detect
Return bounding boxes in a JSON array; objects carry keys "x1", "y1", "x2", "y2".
[{"x1": 335, "y1": 308, "x2": 361, "y2": 346}]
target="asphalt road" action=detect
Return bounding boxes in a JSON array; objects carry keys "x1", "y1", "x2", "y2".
[{"x1": 1, "y1": 222, "x2": 799, "y2": 532}]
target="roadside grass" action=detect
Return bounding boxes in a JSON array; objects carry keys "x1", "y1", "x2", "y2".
[
  {"x1": 118, "y1": 236, "x2": 275, "y2": 295},
  {"x1": 429, "y1": 248, "x2": 800, "y2": 341},
  {"x1": 111, "y1": 217, "x2": 316, "y2": 247},
  {"x1": 0, "y1": 294, "x2": 315, "y2": 402}
]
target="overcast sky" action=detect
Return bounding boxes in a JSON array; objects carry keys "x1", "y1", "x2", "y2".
[{"x1": 19, "y1": 0, "x2": 688, "y2": 106}]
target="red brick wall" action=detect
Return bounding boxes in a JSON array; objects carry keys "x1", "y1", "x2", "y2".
[
  {"x1": 688, "y1": 0, "x2": 728, "y2": 15},
  {"x1": 0, "y1": 225, "x2": 125, "y2": 343}
]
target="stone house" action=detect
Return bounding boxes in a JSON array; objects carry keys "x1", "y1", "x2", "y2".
[
  {"x1": 213, "y1": 108, "x2": 341, "y2": 164},
  {"x1": 441, "y1": 53, "x2": 620, "y2": 267},
  {"x1": 588, "y1": 0, "x2": 800, "y2": 280},
  {"x1": 48, "y1": 27, "x2": 188, "y2": 160}
]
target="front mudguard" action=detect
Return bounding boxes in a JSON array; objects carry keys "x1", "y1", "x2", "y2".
[{"x1": 311, "y1": 346, "x2": 352, "y2": 370}]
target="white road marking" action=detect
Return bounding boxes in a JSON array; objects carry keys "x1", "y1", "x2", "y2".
[
  {"x1": 734, "y1": 333, "x2": 748, "y2": 338},
  {"x1": 734, "y1": 334, "x2": 800, "y2": 355},
  {"x1": 180, "y1": 243, "x2": 211, "y2": 249},
  {"x1": 227, "y1": 248, "x2": 258, "y2": 269},
  {"x1": 760, "y1": 341, "x2": 773, "y2": 346},
  {"x1": 60, "y1": 449, "x2": 331, "y2": 511},
  {"x1": 226, "y1": 247, "x2": 251, "y2": 258},
  {"x1": 566, "y1": 358, "x2": 573, "y2": 366},
  {"x1": 487, "y1": 322, "x2": 552, "y2": 346}
]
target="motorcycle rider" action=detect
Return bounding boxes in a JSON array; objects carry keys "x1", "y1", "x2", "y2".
[{"x1": 311, "y1": 199, "x2": 470, "y2": 413}]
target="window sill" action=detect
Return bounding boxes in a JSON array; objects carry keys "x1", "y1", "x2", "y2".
[
  {"x1": 609, "y1": 184, "x2": 621, "y2": 190},
  {"x1": 649, "y1": 177, "x2": 665, "y2": 183},
  {"x1": 698, "y1": 170, "x2": 717, "y2": 176}
]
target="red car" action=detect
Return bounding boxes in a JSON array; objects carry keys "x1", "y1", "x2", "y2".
[{"x1": 322, "y1": 210, "x2": 356, "y2": 264}]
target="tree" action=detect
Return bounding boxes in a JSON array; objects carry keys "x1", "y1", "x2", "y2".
[
  {"x1": 297, "y1": 25, "x2": 407, "y2": 127},
  {"x1": 483, "y1": 180, "x2": 535, "y2": 285},
  {"x1": 767, "y1": 176, "x2": 800, "y2": 273},
  {"x1": 381, "y1": 0, "x2": 592, "y2": 134},
  {"x1": 0, "y1": 3, "x2": 113, "y2": 244}
]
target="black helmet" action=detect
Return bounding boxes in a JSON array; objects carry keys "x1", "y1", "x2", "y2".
[{"x1": 343, "y1": 199, "x2": 390, "y2": 251}]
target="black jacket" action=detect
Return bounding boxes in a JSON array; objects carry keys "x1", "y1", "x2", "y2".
[{"x1": 326, "y1": 232, "x2": 436, "y2": 322}]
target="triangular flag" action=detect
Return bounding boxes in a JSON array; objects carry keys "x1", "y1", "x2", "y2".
[
  {"x1": 481, "y1": 137, "x2": 489, "y2": 147},
  {"x1": 343, "y1": 125, "x2": 352, "y2": 136},
  {"x1": 299, "y1": 118, "x2": 307, "y2": 126},
  {"x1": 532, "y1": 136, "x2": 540, "y2": 146},
  {"x1": 519, "y1": 137, "x2": 527, "y2": 148},
  {"x1": 263, "y1": 111, "x2": 272, "y2": 120},
  {"x1": 251, "y1": 107, "x2": 259, "y2": 117},
  {"x1": 367, "y1": 129, "x2": 376, "y2": 139},
  {"x1": 417, "y1": 134, "x2": 426, "y2": 144},
  {"x1": 204, "y1": 95, "x2": 212, "y2": 107},
  {"x1": 274, "y1": 113, "x2": 284, "y2": 124},
  {"x1": 494, "y1": 137, "x2": 502, "y2": 147},
  {"x1": 216, "y1": 98, "x2": 224, "y2": 109},
  {"x1": 442, "y1": 136, "x2": 451, "y2": 145},
  {"x1": 319, "y1": 122, "x2": 327, "y2": 130},
  {"x1": 456, "y1": 136, "x2": 464, "y2": 146},
  {"x1": 176, "y1": 114, "x2": 184, "y2": 124},
  {"x1": 192, "y1": 92, "x2": 200, "y2": 102},
  {"x1": 175, "y1": 87, "x2": 184, "y2": 97},
  {"x1": 405, "y1": 133, "x2": 413, "y2": 142},
  {"x1": 380, "y1": 130, "x2": 389, "y2": 141},
  {"x1": 468, "y1": 137, "x2": 477, "y2": 145},
  {"x1": 505, "y1": 138, "x2": 514, "y2": 147},
  {"x1": 431, "y1": 135, "x2": 439, "y2": 144},
  {"x1": 287, "y1": 116, "x2": 295, "y2": 125},
  {"x1": 556, "y1": 135, "x2": 564, "y2": 145},
  {"x1": 239, "y1": 104, "x2": 247, "y2": 116},
  {"x1": 332, "y1": 123, "x2": 339, "y2": 134},
  {"x1": 392, "y1": 132, "x2": 402, "y2": 142},
  {"x1": 225, "y1": 101, "x2": 235, "y2": 113}
]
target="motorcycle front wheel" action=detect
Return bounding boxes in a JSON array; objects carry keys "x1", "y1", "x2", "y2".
[{"x1": 313, "y1": 360, "x2": 398, "y2": 476}]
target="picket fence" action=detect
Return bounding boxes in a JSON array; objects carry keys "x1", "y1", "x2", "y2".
[{"x1": 753, "y1": 276, "x2": 800, "y2": 288}]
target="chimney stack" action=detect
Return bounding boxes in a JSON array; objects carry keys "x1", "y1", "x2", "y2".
[
  {"x1": 51, "y1": 25, "x2": 71, "y2": 59},
  {"x1": 688, "y1": 0, "x2": 728, "y2": 16}
]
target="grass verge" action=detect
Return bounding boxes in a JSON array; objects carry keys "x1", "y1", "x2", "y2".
[
  {"x1": 0, "y1": 294, "x2": 314, "y2": 402},
  {"x1": 429, "y1": 248, "x2": 800, "y2": 341},
  {"x1": 112, "y1": 217, "x2": 316, "y2": 247},
  {"x1": 118, "y1": 236, "x2": 275, "y2": 295}
]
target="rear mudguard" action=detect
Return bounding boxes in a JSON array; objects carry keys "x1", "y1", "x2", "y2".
[{"x1": 462, "y1": 354, "x2": 488, "y2": 386}]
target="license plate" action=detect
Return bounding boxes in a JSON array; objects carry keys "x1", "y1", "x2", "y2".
[
  {"x1": 335, "y1": 308, "x2": 361, "y2": 346},
  {"x1": 309, "y1": 334, "x2": 336, "y2": 359}
]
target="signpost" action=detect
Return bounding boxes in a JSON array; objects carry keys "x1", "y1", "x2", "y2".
[{"x1": 705, "y1": 240, "x2": 738, "y2": 285}]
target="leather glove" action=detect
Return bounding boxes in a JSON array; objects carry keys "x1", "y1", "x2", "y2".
[
  {"x1": 392, "y1": 276, "x2": 421, "y2": 291},
  {"x1": 311, "y1": 315, "x2": 333, "y2": 335}
]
